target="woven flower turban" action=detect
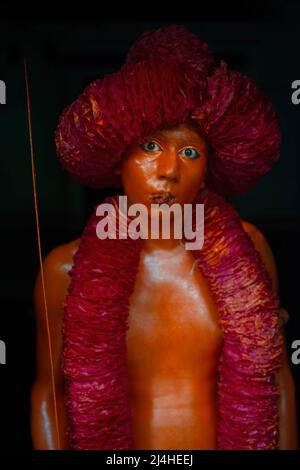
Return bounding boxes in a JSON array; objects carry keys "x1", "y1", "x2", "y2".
[{"x1": 55, "y1": 25, "x2": 281, "y2": 196}]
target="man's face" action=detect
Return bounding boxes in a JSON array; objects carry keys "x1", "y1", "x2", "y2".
[{"x1": 120, "y1": 121, "x2": 208, "y2": 208}]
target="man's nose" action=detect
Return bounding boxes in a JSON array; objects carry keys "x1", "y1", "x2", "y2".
[{"x1": 157, "y1": 150, "x2": 179, "y2": 182}]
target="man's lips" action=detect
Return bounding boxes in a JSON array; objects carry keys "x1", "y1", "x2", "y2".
[{"x1": 149, "y1": 192, "x2": 177, "y2": 205}]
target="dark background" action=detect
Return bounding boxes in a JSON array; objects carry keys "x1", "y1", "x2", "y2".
[{"x1": 0, "y1": 0, "x2": 299, "y2": 449}]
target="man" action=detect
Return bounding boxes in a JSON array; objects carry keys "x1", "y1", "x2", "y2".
[{"x1": 31, "y1": 25, "x2": 298, "y2": 450}]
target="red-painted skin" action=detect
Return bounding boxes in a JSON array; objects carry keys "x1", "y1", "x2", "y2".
[{"x1": 31, "y1": 122, "x2": 298, "y2": 450}]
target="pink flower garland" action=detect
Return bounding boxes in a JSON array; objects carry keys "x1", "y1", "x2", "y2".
[{"x1": 62, "y1": 189, "x2": 282, "y2": 450}]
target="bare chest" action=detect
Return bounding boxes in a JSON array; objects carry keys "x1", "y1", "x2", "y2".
[{"x1": 126, "y1": 245, "x2": 223, "y2": 378}]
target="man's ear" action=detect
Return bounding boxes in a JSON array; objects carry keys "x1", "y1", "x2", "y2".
[
  {"x1": 112, "y1": 164, "x2": 123, "y2": 189},
  {"x1": 200, "y1": 172, "x2": 206, "y2": 189},
  {"x1": 200, "y1": 158, "x2": 208, "y2": 189}
]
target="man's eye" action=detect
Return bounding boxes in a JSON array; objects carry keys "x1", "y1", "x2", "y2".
[
  {"x1": 179, "y1": 147, "x2": 200, "y2": 159},
  {"x1": 140, "y1": 141, "x2": 161, "y2": 152}
]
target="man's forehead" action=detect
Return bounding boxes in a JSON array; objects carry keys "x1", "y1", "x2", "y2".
[{"x1": 146, "y1": 122, "x2": 206, "y2": 143}]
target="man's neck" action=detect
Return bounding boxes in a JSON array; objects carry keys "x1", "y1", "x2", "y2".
[{"x1": 143, "y1": 236, "x2": 183, "y2": 251}]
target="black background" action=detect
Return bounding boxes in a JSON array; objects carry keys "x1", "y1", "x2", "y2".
[{"x1": 0, "y1": 0, "x2": 299, "y2": 450}]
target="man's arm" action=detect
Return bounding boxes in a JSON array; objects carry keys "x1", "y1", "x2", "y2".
[
  {"x1": 242, "y1": 221, "x2": 298, "y2": 450},
  {"x1": 31, "y1": 240, "x2": 79, "y2": 449}
]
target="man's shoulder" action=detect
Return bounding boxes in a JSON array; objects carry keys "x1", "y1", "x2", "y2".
[
  {"x1": 42, "y1": 239, "x2": 81, "y2": 275},
  {"x1": 241, "y1": 219, "x2": 278, "y2": 293},
  {"x1": 241, "y1": 220, "x2": 272, "y2": 255},
  {"x1": 34, "y1": 239, "x2": 81, "y2": 318},
  {"x1": 242, "y1": 220, "x2": 263, "y2": 240},
  {"x1": 34, "y1": 238, "x2": 80, "y2": 298}
]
